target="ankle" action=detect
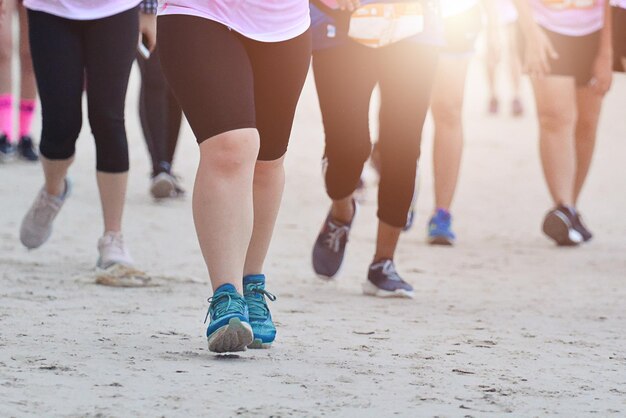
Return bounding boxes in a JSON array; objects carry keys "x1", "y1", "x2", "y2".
[{"x1": 331, "y1": 199, "x2": 354, "y2": 224}]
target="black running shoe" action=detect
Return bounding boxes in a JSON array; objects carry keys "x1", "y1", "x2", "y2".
[
  {"x1": 0, "y1": 134, "x2": 16, "y2": 162},
  {"x1": 312, "y1": 201, "x2": 357, "y2": 279},
  {"x1": 363, "y1": 259, "x2": 414, "y2": 298},
  {"x1": 542, "y1": 205, "x2": 583, "y2": 246},
  {"x1": 17, "y1": 136, "x2": 39, "y2": 162},
  {"x1": 572, "y1": 211, "x2": 593, "y2": 242}
]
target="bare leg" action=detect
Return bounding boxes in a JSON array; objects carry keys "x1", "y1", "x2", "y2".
[
  {"x1": 431, "y1": 56, "x2": 470, "y2": 212},
  {"x1": 194, "y1": 128, "x2": 259, "y2": 292},
  {"x1": 573, "y1": 86, "x2": 604, "y2": 203},
  {"x1": 96, "y1": 171, "x2": 128, "y2": 233},
  {"x1": 18, "y1": 4, "x2": 37, "y2": 101},
  {"x1": 374, "y1": 221, "x2": 402, "y2": 262},
  {"x1": 243, "y1": 156, "x2": 286, "y2": 276},
  {"x1": 41, "y1": 156, "x2": 73, "y2": 196},
  {"x1": 532, "y1": 76, "x2": 578, "y2": 206},
  {"x1": 507, "y1": 23, "x2": 523, "y2": 100},
  {"x1": 330, "y1": 195, "x2": 355, "y2": 225},
  {"x1": 0, "y1": 0, "x2": 14, "y2": 95}
]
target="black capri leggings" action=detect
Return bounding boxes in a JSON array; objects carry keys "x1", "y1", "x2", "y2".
[
  {"x1": 313, "y1": 40, "x2": 438, "y2": 228},
  {"x1": 28, "y1": 7, "x2": 138, "y2": 173},
  {"x1": 157, "y1": 15, "x2": 311, "y2": 161}
]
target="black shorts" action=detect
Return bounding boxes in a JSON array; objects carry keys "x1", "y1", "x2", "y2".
[
  {"x1": 613, "y1": 6, "x2": 626, "y2": 72},
  {"x1": 519, "y1": 25, "x2": 600, "y2": 86},
  {"x1": 441, "y1": 4, "x2": 483, "y2": 56},
  {"x1": 157, "y1": 15, "x2": 312, "y2": 161}
]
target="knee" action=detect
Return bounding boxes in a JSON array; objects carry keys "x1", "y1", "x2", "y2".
[
  {"x1": 325, "y1": 134, "x2": 371, "y2": 170},
  {"x1": 39, "y1": 118, "x2": 82, "y2": 160},
  {"x1": 538, "y1": 107, "x2": 576, "y2": 137},
  {"x1": 200, "y1": 129, "x2": 260, "y2": 177}
]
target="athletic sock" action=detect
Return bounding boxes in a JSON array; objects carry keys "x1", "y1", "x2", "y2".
[
  {"x1": 19, "y1": 99, "x2": 36, "y2": 139},
  {"x1": 0, "y1": 94, "x2": 13, "y2": 141}
]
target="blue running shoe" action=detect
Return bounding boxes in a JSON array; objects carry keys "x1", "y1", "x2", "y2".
[
  {"x1": 243, "y1": 274, "x2": 277, "y2": 349},
  {"x1": 312, "y1": 201, "x2": 357, "y2": 279},
  {"x1": 363, "y1": 259, "x2": 414, "y2": 298},
  {"x1": 204, "y1": 284, "x2": 253, "y2": 353},
  {"x1": 428, "y1": 208, "x2": 456, "y2": 246}
]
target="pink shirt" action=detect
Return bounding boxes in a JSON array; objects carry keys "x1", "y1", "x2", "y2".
[
  {"x1": 159, "y1": 1, "x2": 311, "y2": 42},
  {"x1": 529, "y1": 0, "x2": 605, "y2": 36},
  {"x1": 610, "y1": 0, "x2": 626, "y2": 8},
  {"x1": 23, "y1": 0, "x2": 141, "y2": 20}
]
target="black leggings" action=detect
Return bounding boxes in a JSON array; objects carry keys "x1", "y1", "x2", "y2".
[
  {"x1": 28, "y1": 7, "x2": 138, "y2": 173},
  {"x1": 313, "y1": 41, "x2": 438, "y2": 228},
  {"x1": 157, "y1": 15, "x2": 311, "y2": 161},
  {"x1": 137, "y1": 48, "x2": 183, "y2": 176}
]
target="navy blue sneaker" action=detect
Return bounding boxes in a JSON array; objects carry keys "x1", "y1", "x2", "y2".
[
  {"x1": 204, "y1": 284, "x2": 253, "y2": 353},
  {"x1": 17, "y1": 136, "x2": 39, "y2": 162},
  {"x1": 428, "y1": 208, "x2": 456, "y2": 246},
  {"x1": 542, "y1": 205, "x2": 583, "y2": 246},
  {"x1": 243, "y1": 274, "x2": 277, "y2": 349},
  {"x1": 312, "y1": 201, "x2": 357, "y2": 279},
  {"x1": 0, "y1": 134, "x2": 15, "y2": 162},
  {"x1": 363, "y1": 259, "x2": 414, "y2": 298}
]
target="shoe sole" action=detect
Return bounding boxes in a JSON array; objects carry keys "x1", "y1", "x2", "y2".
[
  {"x1": 362, "y1": 281, "x2": 414, "y2": 299},
  {"x1": 428, "y1": 236, "x2": 454, "y2": 246},
  {"x1": 150, "y1": 176, "x2": 176, "y2": 199},
  {"x1": 248, "y1": 338, "x2": 273, "y2": 349},
  {"x1": 207, "y1": 318, "x2": 254, "y2": 353},
  {"x1": 543, "y1": 212, "x2": 582, "y2": 246}
]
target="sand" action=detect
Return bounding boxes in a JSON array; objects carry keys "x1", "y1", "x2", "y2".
[{"x1": 1, "y1": 57, "x2": 626, "y2": 417}]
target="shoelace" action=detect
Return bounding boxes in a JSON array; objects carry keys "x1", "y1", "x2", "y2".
[
  {"x1": 204, "y1": 292, "x2": 247, "y2": 324},
  {"x1": 323, "y1": 222, "x2": 350, "y2": 253},
  {"x1": 245, "y1": 283, "x2": 276, "y2": 318},
  {"x1": 372, "y1": 260, "x2": 403, "y2": 282},
  {"x1": 32, "y1": 191, "x2": 61, "y2": 226}
]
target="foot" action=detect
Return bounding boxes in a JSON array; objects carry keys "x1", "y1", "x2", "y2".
[
  {"x1": 20, "y1": 179, "x2": 71, "y2": 249},
  {"x1": 150, "y1": 161, "x2": 185, "y2": 199},
  {"x1": 512, "y1": 98, "x2": 524, "y2": 117},
  {"x1": 243, "y1": 274, "x2": 277, "y2": 349},
  {"x1": 0, "y1": 134, "x2": 16, "y2": 162},
  {"x1": 428, "y1": 208, "x2": 456, "y2": 246},
  {"x1": 97, "y1": 231, "x2": 135, "y2": 269},
  {"x1": 205, "y1": 284, "x2": 253, "y2": 353},
  {"x1": 488, "y1": 98, "x2": 499, "y2": 115},
  {"x1": 312, "y1": 200, "x2": 357, "y2": 279},
  {"x1": 363, "y1": 259, "x2": 414, "y2": 298},
  {"x1": 572, "y1": 211, "x2": 593, "y2": 242},
  {"x1": 17, "y1": 136, "x2": 39, "y2": 162},
  {"x1": 542, "y1": 205, "x2": 583, "y2": 246}
]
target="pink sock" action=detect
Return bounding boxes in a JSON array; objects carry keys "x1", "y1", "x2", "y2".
[
  {"x1": 19, "y1": 99, "x2": 36, "y2": 139},
  {"x1": 0, "y1": 94, "x2": 13, "y2": 141}
]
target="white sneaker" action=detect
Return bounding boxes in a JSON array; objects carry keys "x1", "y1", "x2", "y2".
[
  {"x1": 150, "y1": 172, "x2": 180, "y2": 199},
  {"x1": 96, "y1": 231, "x2": 134, "y2": 269},
  {"x1": 20, "y1": 179, "x2": 71, "y2": 249}
]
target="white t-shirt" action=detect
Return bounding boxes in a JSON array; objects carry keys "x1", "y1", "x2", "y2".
[
  {"x1": 23, "y1": 0, "x2": 141, "y2": 20},
  {"x1": 159, "y1": 1, "x2": 311, "y2": 43},
  {"x1": 440, "y1": 0, "x2": 479, "y2": 18},
  {"x1": 529, "y1": 0, "x2": 605, "y2": 36},
  {"x1": 610, "y1": 0, "x2": 626, "y2": 8}
]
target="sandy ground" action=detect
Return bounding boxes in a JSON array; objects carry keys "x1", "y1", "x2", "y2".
[{"x1": 1, "y1": 53, "x2": 626, "y2": 417}]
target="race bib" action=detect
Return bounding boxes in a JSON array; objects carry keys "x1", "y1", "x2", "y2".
[
  {"x1": 348, "y1": 2, "x2": 425, "y2": 48},
  {"x1": 541, "y1": 0, "x2": 597, "y2": 9}
]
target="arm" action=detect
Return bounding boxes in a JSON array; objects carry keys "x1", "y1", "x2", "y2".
[
  {"x1": 590, "y1": 2, "x2": 613, "y2": 95},
  {"x1": 512, "y1": 0, "x2": 559, "y2": 78},
  {"x1": 139, "y1": 0, "x2": 158, "y2": 52}
]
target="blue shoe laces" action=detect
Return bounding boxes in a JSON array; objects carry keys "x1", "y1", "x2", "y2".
[
  {"x1": 204, "y1": 291, "x2": 247, "y2": 324},
  {"x1": 245, "y1": 283, "x2": 276, "y2": 319}
]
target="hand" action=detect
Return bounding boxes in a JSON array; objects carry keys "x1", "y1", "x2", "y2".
[
  {"x1": 521, "y1": 24, "x2": 559, "y2": 78},
  {"x1": 139, "y1": 12, "x2": 157, "y2": 52},
  {"x1": 588, "y1": 52, "x2": 613, "y2": 95},
  {"x1": 336, "y1": 0, "x2": 360, "y2": 12}
]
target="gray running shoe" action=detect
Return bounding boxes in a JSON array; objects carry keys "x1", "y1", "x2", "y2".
[
  {"x1": 150, "y1": 172, "x2": 185, "y2": 199},
  {"x1": 96, "y1": 231, "x2": 135, "y2": 269},
  {"x1": 20, "y1": 179, "x2": 71, "y2": 249}
]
